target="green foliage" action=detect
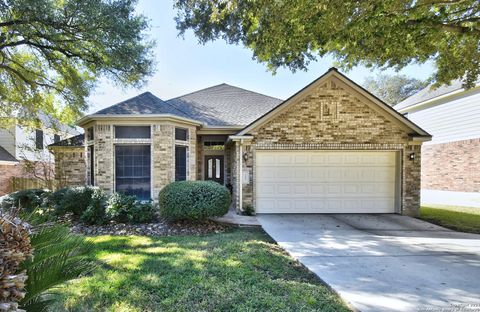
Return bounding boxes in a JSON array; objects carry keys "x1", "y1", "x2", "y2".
[
  {"x1": 19, "y1": 224, "x2": 95, "y2": 312},
  {"x1": 175, "y1": 0, "x2": 480, "y2": 88},
  {"x1": 106, "y1": 193, "x2": 157, "y2": 224},
  {"x1": 52, "y1": 186, "x2": 99, "y2": 216},
  {"x1": 80, "y1": 188, "x2": 108, "y2": 225},
  {"x1": 106, "y1": 192, "x2": 137, "y2": 223},
  {"x1": 363, "y1": 74, "x2": 429, "y2": 105},
  {"x1": 0, "y1": 188, "x2": 51, "y2": 212},
  {"x1": 128, "y1": 201, "x2": 157, "y2": 224},
  {"x1": 159, "y1": 181, "x2": 230, "y2": 221},
  {"x1": 243, "y1": 205, "x2": 255, "y2": 216},
  {"x1": 0, "y1": 0, "x2": 154, "y2": 128}
]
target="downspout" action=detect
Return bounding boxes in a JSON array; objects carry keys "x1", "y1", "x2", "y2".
[{"x1": 239, "y1": 139, "x2": 243, "y2": 212}]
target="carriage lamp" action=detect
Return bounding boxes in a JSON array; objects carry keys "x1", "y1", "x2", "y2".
[{"x1": 409, "y1": 152, "x2": 416, "y2": 161}]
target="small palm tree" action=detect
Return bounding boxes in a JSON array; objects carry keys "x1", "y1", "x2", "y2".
[{"x1": 19, "y1": 223, "x2": 95, "y2": 311}]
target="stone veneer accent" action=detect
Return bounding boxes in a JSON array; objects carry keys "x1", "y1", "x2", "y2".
[
  {"x1": 422, "y1": 138, "x2": 480, "y2": 192},
  {"x1": 234, "y1": 78, "x2": 422, "y2": 216},
  {"x1": 50, "y1": 146, "x2": 86, "y2": 187},
  {"x1": 85, "y1": 122, "x2": 197, "y2": 200}
]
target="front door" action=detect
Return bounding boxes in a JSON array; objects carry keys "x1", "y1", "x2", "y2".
[{"x1": 204, "y1": 155, "x2": 224, "y2": 184}]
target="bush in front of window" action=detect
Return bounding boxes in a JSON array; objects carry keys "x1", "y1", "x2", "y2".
[
  {"x1": 128, "y1": 201, "x2": 157, "y2": 224},
  {"x1": 80, "y1": 188, "x2": 108, "y2": 225},
  {"x1": 0, "y1": 188, "x2": 52, "y2": 212},
  {"x1": 106, "y1": 192, "x2": 157, "y2": 224},
  {"x1": 158, "y1": 181, "x2": 231, "y2": 221}
]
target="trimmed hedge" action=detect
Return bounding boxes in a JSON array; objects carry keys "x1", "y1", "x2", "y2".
[{"x1": 159, "y1": 181, "x2": 230, "y2": 221}]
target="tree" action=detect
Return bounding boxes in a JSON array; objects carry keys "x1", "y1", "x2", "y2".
[
  {"x1": 174, "y1": 0, "x2": 480, "y2": 87},
  {"x1": 363, "y1": 74, "x2": 429, "y2": 106},
  {"x1": 0, "y1": 0, "x2": 154, "y2": 128}
]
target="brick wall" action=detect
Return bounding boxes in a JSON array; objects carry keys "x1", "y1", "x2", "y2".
[
  {"x1": 50, "y1": 147, "x2": 86, "y2": 187},
  {"x1": 237, "y1": 77, "x2": 422, "y2": 216},
  {"x1": 93, "y1": 124, "x2": 114, "y2": 193},
  {"x1": 422, "y1": 138, "x2": 480, "y2": 192},
  {"x1": 0, "y1": 164, "x2": 21, "y2": 195},
  {"x1": 86, "y1": 122, "x2": 197, "y2": 200}
]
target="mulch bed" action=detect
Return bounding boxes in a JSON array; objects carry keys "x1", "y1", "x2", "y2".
[{"x1": 69, "y1": 219, "x2": 231, "y2": 236}]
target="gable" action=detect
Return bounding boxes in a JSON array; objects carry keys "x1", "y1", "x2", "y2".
[
  {"x1": 239, "y1": 69, "x2": 431, "y2": 140},
  {"x1": 251, "y1": 76, "x2": 419, "y2": 145}
]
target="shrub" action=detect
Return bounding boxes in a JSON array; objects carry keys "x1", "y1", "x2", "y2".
[
  {"x1": 106, "y1": 193, "x2": 137, "y2": 223},
  {"x1": 20, "y1": 223, "x2": 95, "y2": 311},
  {"x1": 0, "y1": 189, "x2": 51, "y2": 212},
  {"x1": 52, "y1": 186, "x2": 99, "y2": 216},
  {"x1": 128, "y1": 201, "x2": 157, "y2": 224},
  {"x1": 80, "y1": 188, "x2": 108, "y2": 225},
  {"x1": 106, "y1": 193, "x2": 157, "y2": 224},
  {"x1": 243, "y1": 205, "x2": 255, "y2": 216},
  {"x1": 159, "y1": 181, "x2": 231, "y2": 221}
]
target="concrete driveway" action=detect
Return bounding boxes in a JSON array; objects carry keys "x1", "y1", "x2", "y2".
[{"x1": 258, "y1": 214, "x2": 480, "y2": 312}]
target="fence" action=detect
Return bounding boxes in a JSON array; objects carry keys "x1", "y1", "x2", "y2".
[{"x1": 9, "y1": 177, "x2": 55, "y2": 192}]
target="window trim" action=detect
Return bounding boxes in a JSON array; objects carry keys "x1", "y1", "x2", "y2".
[{"x1": 175, "y1": 127, "x2": 188, "y2": 141}]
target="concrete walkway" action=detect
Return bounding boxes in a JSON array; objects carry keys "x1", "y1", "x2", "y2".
[
  {"x1": 212, "y1": 209, "x2": 260, "y2": 227},
  {"x1": 258, "y1": 214, "x2": 480, "y2": 312}
]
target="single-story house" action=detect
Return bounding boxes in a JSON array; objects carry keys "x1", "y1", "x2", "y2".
[
  {"x1": 55, "y1": 68, "x2": 431, "y2": 215},
  {"x1": 396, "y1": 79, "x2": 480, "y2": 207}
]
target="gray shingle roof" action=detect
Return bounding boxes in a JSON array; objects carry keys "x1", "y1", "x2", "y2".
[
  {"x1": 49, "y1": 134, "x2": 84, "y2": 147},
  {"x1": 95, "y1": 92, "x2": 190, "y2": 117},
  {"x1": 0, "y1": 146, "x2": 17, "y2": 162},
  {"x1": 166, "y1": 84, "x2": 283, "y2": 126},
  {"x1": 395, "y1": 79, "x2": 479, "y2": 110}
]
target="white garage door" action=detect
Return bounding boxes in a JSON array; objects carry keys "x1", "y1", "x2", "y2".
[{"x1": 255, "y1": 150, "x2": 398, "y2": 213}]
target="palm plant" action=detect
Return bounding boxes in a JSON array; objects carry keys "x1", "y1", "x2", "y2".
[{"x1": 19, "y1": 223, "x2": 95, "y2": 311}]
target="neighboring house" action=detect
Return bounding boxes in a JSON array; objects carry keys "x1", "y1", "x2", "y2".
[
  {"x1": 64, "y1": 68, "x2": 430, "y2": 215},
  {"x1": 396, "y1": 80, "x2": 480, "y2": 207},
  {"x1": 0, "y1": 115, "x2": 79, "y2": 195}
]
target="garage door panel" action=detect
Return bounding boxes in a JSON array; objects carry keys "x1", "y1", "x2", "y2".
[{"x1": 255, "y1": 150, "x2": 397, "y2": 213}]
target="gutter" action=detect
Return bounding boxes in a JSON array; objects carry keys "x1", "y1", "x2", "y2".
[
  {"x1": 77, "y1": 114, "x2": 204, "y2": 127},
  {"x1": 397, "y1": 84, "x2": 480, "y2": 113}
]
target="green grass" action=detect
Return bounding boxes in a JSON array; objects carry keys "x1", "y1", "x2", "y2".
[
  {"x1": 52, "y1": 228, "x2": 350, "y2": 312},
  {"x1": 419, "y1": 205, "x2": 480, "y2": 234}
]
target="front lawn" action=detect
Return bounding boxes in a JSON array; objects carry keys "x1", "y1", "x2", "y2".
[
  {"x1": 52, "y1": 228, "x2": 350, "y2": 312},
  {"x1": 419, "y1": 205, "x2": 480, "y2": 234}
]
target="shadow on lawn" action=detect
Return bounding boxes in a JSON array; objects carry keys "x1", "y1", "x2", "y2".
[{"x1": 54, "y1": 229, "x2": 349, "y2": 312}]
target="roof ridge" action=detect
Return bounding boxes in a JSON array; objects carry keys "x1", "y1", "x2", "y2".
[
  {"x1": 95, "y1": 91, "x2": 163, "y2": 114},
  {"x1": 220, "y1": 83, "x2": 283, "y2": 102},
  {"x1": 167, "y1": 83, "x2": 227, "y2": 101},
  {"x1": 167, "y1": 83, "x2": 283, "y2": 102}
]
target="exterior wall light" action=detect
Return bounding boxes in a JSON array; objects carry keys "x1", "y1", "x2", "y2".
[{"x1": 409, "y1": 152, "x2": 416, "y2": 161}]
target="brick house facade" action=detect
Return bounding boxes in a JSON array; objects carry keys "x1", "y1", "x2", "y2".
[{"x1": 63, "y1": 68, "x2": 430, "y2": 215}]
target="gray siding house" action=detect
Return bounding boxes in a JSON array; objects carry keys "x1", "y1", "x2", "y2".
[{"x1": 396, "y1": 80, "x2": 480, "y2": 207}]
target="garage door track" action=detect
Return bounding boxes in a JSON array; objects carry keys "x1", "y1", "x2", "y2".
[{"x1": 258, "y1": 214, "x2": 480, "y2": 312}]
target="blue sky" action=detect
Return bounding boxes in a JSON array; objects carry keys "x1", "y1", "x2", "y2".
[{"x1": 87, "y1": 0, "x2": 435, "y2": 113}]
